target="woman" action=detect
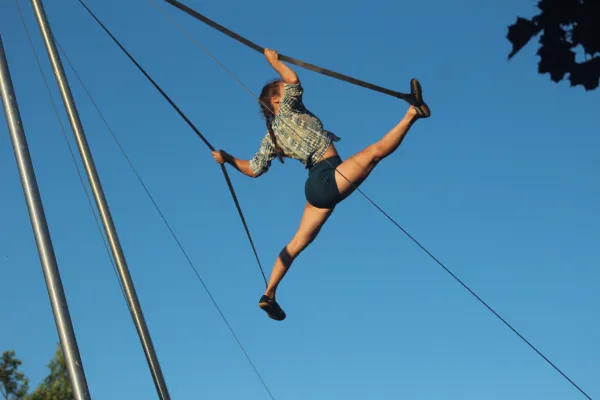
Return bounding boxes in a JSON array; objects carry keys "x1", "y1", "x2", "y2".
[{"x1": 212, "y1": 49, "x2": 430, "y2": 321}]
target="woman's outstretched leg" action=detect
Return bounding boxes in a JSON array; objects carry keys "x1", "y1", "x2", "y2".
[
  {"x1": 259, "y1": 202, "x2": 333, "y2": 320},
  {"x1": 334, "y1": 105, "x2": 420, "y2": 199}
]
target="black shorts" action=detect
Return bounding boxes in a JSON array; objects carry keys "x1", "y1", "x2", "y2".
[{"x1": 304, "y1": 156, "x2": 343, "y2": 209}]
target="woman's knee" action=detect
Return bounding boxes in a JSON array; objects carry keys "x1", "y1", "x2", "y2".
[{"x1": 366, "y1": 144, "x2": 383, "y2": 165}]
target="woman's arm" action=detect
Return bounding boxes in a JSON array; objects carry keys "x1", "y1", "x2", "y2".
[
  {"x1": 212, "y1": 150, "x2": 256, "y2": 178},
  {"x1": 264, "y1": 48, "x2": 298, "y2": 84}
]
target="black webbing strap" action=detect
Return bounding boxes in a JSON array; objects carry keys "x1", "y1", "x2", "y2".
[
  {"x1": 164, "y1": 0, "x2": 414, "y2": 103},
  {"x1": 79, "y1": 0, "x2": 269, "y2": 286}
]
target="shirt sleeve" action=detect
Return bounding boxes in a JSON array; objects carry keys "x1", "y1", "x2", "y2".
[
  {"x1": 249, "y1": 134, "x2": 277, "y2": 177},
  {"x1": 279, "y1": 82, "x2": 304, "y2": 113}
]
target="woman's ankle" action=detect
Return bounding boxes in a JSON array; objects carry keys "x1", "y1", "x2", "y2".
[{"x1": 405, "y1": 106, "x2": 419, "y2": 120}]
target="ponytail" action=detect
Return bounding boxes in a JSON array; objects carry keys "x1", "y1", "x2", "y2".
[{"x1": 259, "y1": 80, "x2": 285, "y2": 164}]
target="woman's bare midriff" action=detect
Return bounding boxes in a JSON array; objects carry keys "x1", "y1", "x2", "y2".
[{"x1": 319, "y1": 142, "x2": 338, "y2": 162}]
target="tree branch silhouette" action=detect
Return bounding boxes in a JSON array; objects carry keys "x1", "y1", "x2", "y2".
[{"x1": 508, "y1": 0, "x2": 600, "y2": 90}]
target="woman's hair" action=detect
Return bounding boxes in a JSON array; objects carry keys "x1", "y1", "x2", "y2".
[{"x1": 259, "y1": 79, "x2": 285, "y2": 163}]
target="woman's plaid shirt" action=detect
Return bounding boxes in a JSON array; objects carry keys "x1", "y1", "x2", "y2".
[{"x1": 249, "y1": 82, "x2": 340, "y2": 177}]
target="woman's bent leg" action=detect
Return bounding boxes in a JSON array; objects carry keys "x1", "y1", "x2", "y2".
[{"x1": 334, "y1": 106, "x2": 419, "y2": 200}]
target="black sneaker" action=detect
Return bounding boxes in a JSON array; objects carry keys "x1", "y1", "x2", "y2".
[
  {"x1": 258, "y1": 295, "x2": 286, "y2": 321},
  {"x1": 410, "y1": 78, "x2": 431, "y2": 118}
]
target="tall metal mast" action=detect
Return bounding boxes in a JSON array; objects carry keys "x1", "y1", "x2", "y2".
[
  {"x1": 29, "y1": 1, "x2": 171, "y2": 398},
  {"x1": 0, "y1": 34, "x2": 91, "y2": 400}
]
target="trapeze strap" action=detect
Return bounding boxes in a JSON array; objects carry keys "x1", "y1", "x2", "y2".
[{"x1": 164, "y1": 0, "x2": 413, "y2": 102}]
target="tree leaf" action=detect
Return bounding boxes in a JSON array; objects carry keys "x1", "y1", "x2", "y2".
[{"x1": 507, "y1": 17, "x2": 541, "y2": 59}]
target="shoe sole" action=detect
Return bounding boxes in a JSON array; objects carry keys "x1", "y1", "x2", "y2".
[
  {"x1": 411, "y1": 78, "x2": 423, "y2": 105},
  {"x1": 410, "y1": 78, "x2": 431, "y2": 118},
  {"x1": 259, "y1": 301, "x2": 286, "y2": 321}
]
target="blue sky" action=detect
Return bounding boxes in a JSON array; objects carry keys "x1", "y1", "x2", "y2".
[{"x1": 1, "y1": 0, "x2": 598, "y2": 399}]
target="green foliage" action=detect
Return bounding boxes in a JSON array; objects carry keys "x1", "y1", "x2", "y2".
[
  {"x1": 507, "y1": 0, "x2": 600, "y2": 90},
  {"x1": 0, "y1": 350, "x2": 30, "y2": 400},
  {"x1": 26, "y1": 345, "x2": 73, "y2": 400}
]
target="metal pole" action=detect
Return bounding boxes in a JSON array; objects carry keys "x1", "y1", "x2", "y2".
[
  {"x1": 29, "y1": 1, "x2": 171, "y2": 399},
  {"x1": 0, "y1": 34, "x2": 91, "y2": 400}
]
